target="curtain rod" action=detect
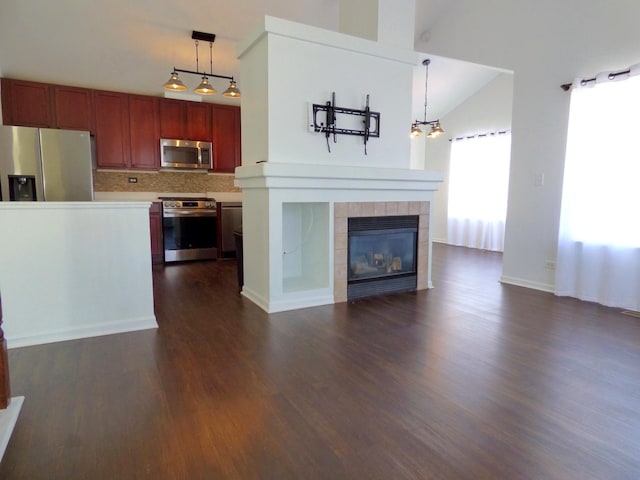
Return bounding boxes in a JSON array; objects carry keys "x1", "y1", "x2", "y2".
[
  {"x1": 449, "y1": 129, "x2": 510, "y2": 142},
  {"x1": 560, "y1": 68, "x2": 631, "y2": 91}
]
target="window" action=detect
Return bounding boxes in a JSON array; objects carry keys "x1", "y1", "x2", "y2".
[
  {"x1": 447, "y1": 132, "x2": 511, "y2": 252},
  {"x1": 559, "y1": 76, "x2": 640, "y2": 247},
  {"x1": 556, "y1": 70, "x2": 640, "y2": 310}
]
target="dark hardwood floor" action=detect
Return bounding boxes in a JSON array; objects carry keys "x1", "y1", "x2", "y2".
[{"x1": 1, "y1": 243, "x2": 639, "y2": 479}]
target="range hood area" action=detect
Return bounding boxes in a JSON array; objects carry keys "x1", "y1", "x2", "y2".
[{"x1": 235, "y1": 16, "x2": 443, "y2": 313}]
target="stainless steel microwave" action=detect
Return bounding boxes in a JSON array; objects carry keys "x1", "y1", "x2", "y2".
[{"x1": 160, "y1": 139, "x2": 212, "y2": 170}]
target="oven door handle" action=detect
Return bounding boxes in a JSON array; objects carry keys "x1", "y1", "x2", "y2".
[{"x1": 163, "y1": 210, "x2": 217, "y2": 218}]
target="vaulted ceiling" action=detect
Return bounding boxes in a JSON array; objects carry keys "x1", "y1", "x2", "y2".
[{"x1": 0, "y1": 0, "x2": 504, "y2": 117}]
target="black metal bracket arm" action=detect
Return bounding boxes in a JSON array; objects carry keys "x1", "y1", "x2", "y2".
[
  {"x1": 309, "y1": 92, "x2": 380, "y2": 154},
  {"x1": 172, "y1": 67, "x2": 234, "y2": 82}
]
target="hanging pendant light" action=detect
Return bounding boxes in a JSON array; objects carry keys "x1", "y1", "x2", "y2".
[
  {"x1": 194, "y1": 76, "x2": 217, "y2": 95},
  {"x1": 427, "y1": 122, "x2": 445, "y2": 138},
  {"x1": 222, "y1": 79, "x2": 241, "y2": 98},
  {"x1": 163, "y1": 71, "x2": 187, "y2": 92},
  {"x1": 410, "y1": 123, "x2": 423, "y2": 138},
  {"x1": 162, "y1": 31, "x2": 240, "y2": 98},
  {"x1": 410, "y1": 59, "x2": 444, "y2": 139}
]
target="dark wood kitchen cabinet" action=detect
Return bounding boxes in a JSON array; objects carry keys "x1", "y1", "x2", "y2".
[
  {"x1": 93, "y1": 90, "x2": 130, "y2": 169},
  {"x1": 186, "y1": 103, "x2": 211, "y2": 141},
  {"x1": 129, "y1": 95, "x2": 160, "y2": 169},
  {"x1": 1, "y1": 78, "x2": 53, "y2": 128},
  {"x1": 211, "y1": 104, "x2": 241, "y2": 173},
  {"x1": 2, "y1": 77, "x2": 242, "y2": 173},
  {"x1": 158, "y1": 98, "x2": 183, "y2": 139},
  {"x1": 149, "y1": 202, "x2": 164, "y2": 264},
  {"x1": 159, "y1": 98, "x2": 211, "y2": 141},
  {"x1": 53, "y1": 85, "x2": 93, "y2": 131},
  {"x1": 1, "y1": 78, "x2": 92, "y2": 131}
]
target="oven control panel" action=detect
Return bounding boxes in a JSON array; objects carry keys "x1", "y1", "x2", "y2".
[{"x1": 159, "y1": 197, "x2": 216, "y2": 210}]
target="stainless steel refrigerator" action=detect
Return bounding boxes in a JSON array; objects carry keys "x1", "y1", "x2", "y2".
[{"x1": 0, "y1": 125, "x2": 93, "y2": 201}]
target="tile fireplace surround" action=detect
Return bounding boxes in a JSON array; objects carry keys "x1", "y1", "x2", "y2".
[{"x1": 333, "y1": 201, "x2": 430, "y2": 303}]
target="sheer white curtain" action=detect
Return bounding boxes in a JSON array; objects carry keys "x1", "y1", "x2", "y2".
[
  {"x1": 556, "y1": 65, "x2": 640, "y2": 310},
  {"x1": 447, "y1": 132, "x2": 511, "y2": 251}
]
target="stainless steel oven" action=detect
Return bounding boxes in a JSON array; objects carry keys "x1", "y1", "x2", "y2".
[{"x1": 160, "y1": 197, "x2": 217, "y2": 262}]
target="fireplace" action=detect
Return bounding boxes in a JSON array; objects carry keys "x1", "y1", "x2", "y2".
[
  {"x1": 236, "y1": 164, "x2": 441, "y2": 312},
  {"x1": 332, "y1": 201, "x2": 431, "y2": 305},
  {"x1": 348, "y1": 215, "x2": 418, "y2": 300}
]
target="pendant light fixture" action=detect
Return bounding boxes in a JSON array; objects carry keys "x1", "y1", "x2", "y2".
[
  {"x1": 163, "y1": 72, "x2": 187, "y2": 92},
  {"x1": 410, "y1": 59, "x2": 444, "y2": 138},
  {"x1": 222, "y1": 80, "x2": 241, "y2": 98},
  {"x1": 163, "y1": 31, "x2": 240, "y2": 98}
]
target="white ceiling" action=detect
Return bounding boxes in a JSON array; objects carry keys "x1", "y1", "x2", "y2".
[{"x1": 0, "y1": 0, "x2": 505, "y2": 114}]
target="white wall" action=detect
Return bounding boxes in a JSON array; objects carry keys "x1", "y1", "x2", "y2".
[
  {"x1": 0, "y1": 202, "x2": 157, "y2": 347},
  {"x1": 239, "y1": 17, "x2": 418, "y2": 170},
  {"x1": 338, "y1": 0, "x2": 415, "y2": 51},
  {"x1": 419, "y1": 0, "x2": 640, "y2": 291},
  {"x1": 339, "y1": 0, "x2": 378, "y2": 41},
  {"x1": 425, "y1": 73, "x2": 514, "y2": 243}
]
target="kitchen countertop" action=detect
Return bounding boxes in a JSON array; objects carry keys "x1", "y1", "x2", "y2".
[{"x1": 94, "y1": 191, "x2": 243, "y2": 203}]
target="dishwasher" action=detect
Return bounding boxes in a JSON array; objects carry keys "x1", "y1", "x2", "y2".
[{"x1": 219, "y1": 202, "x2": 243, "y2": 258}]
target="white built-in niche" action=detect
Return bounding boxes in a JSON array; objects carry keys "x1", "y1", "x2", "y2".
[{"x1": 282, "y1": 202, "x2": 330, "y2": 293}]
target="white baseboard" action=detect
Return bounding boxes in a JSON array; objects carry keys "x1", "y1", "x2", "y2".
[
  {"x1": 267, "y1": 294, "x2": 334, "y2": 313},
  {"x1": 241, "y1": 286, "x2": 333, "y2": 313},
  {"x1": 240, "y1": 287, "x2": 270, "y2": 313},
  {"x1": 500, "y1": 275, "x2": 555, "y2": 293},
  {"x1": 7, "y1": 317, "x2": 158, "y2": 349}
]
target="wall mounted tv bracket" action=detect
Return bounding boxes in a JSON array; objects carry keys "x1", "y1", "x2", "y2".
[{"x1": 309, "y1": 93, "x2": 380, "y2": 155}]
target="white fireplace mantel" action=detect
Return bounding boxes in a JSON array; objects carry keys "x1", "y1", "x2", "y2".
[{"x1": 236, "y1": 162, "x2": 443, "y2": 192}]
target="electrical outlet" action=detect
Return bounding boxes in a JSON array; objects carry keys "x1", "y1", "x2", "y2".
[
  {"x1": 545, "y1": 260, "x2": 556, "y2": 270},
  {"x1": 128, "y1": 177, "x2": 138, "y2": 184}
]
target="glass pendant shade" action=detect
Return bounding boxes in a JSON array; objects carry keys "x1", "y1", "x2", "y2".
[
  {"x1": 194, "y1": 76, "x2": 217, "y2": 95},
  {"x1": 410, "y1": 124, "x2": 423, "y2": 138},
  {"x1": 163, "y1": 72, "x2": 187, "y2": 91},
  {"x1": 222, "y1": 80, "x2": 241, "y2": 98},
  {"x1": 427, "y1": 122, "x2": 445, "y2": 138}
]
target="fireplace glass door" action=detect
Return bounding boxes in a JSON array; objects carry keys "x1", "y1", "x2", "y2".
[
  {"x1": 348, "y1": 229, "x2": 417, "y2": 281},
  {"x1": 347, "y1": 216, "x2": 419, "y2": 299}
]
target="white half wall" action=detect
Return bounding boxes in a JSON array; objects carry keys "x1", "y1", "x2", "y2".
[
  {"x1": 0, "y1": 202, "x2": 157, "y2": 348},
  {"x1": 419, "y1": 0, "x2": 640, "y2": 292}
]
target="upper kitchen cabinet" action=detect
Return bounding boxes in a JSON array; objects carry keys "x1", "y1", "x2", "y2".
[
  {"x1": 186, "y1": 103, "x2": 211, "y2": 141},
  {"x1": 93, "y1": 90, "x2": 131, "y2": 169},
  {"x1": 159, "y1": 98, "x2": 211, "y2": 141},
  {"x1": 211, "y1": 104, "x2": 241, "y2": 173},
  {"x1": 53, "y1": 86, "x2": 93, "y2": 131},
  {"x1": 1, "y1": 78, "x2": 53, "y2": 128},
  {"x1": 129, "y1": 95, "x2": 160, "y2": 170},
  {"x1": 1, "y1": 78, "x2": 92, "y2": 131},
  {"x1": 158, "y1": 98, "x2": 183, "y2": 140}
]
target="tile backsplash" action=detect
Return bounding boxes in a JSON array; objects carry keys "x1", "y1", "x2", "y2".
[{"x1": 93, "y1": 170, "x2": 239, "y2": 193}]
